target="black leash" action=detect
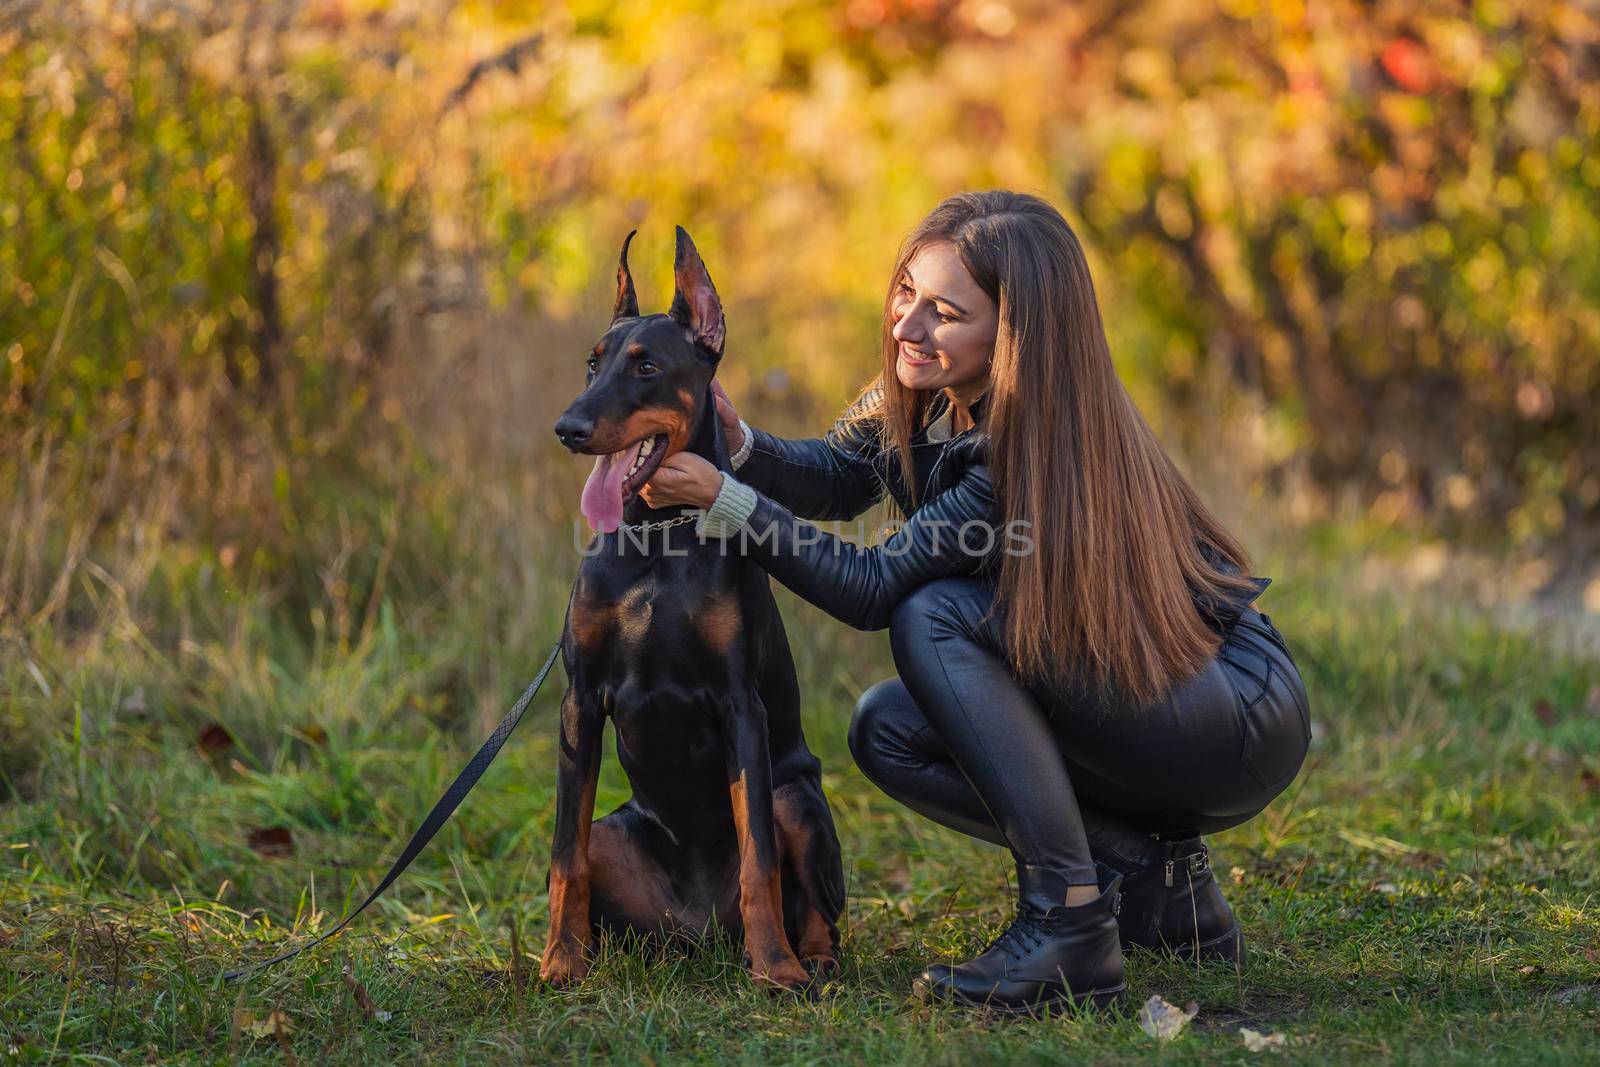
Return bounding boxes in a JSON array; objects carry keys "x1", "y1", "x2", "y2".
[{"x1": 223, "y1": 642, "x2": 563, "y2": 980}]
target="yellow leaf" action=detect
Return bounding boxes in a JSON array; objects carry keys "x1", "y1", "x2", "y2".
[{"x1": 244, "y1": 1008, "x2": 292, "y2": 1039}]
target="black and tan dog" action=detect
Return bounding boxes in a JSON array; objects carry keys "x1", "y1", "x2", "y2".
[{"x1": 543, "y1": 228, "x2": 843, "y2": 992}]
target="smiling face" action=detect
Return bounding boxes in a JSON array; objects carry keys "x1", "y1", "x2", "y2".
[{"x1": 890, "y1": 241, "x2": 998, "y2": 402}]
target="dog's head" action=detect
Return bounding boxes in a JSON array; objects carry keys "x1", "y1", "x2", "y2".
[{"x1": 554, "y1": 227, "x2": 725, "y2": 533}]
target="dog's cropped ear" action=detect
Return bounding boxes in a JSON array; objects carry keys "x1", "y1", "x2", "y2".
[
  {"x1": 668, "y1": 226, "x2": 725, "y2": 360},
  {"x1": 612, "y1": 229, "x2": 640, "y2": 322}
]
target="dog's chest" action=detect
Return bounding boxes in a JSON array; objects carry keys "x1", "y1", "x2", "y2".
[{"x1": 567, "y1": 560, "x2": 747, "y2": 689}]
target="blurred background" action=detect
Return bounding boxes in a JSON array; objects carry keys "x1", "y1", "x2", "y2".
[
  {"x1": 4, "y1": 6, "x2": 1600, "y2": 1056},
  {"x1": 3, "y1": 0, "x2": 1599, "y2": 777}
]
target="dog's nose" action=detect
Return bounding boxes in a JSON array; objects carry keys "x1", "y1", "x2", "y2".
[{"x1": 554, "y1": 413, "x2": 594, "y2": 451}]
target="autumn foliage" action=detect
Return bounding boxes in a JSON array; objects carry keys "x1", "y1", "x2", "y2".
[{"x1": 2, "y1": 0, "x2": 1597, "y2": 616}]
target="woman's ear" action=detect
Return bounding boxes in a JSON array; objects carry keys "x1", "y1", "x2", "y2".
[{"x1": 668, "y1": 226, "x2": 725, "y2": 360}]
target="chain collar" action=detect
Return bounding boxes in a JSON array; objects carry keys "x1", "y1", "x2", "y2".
[{"x1": 616, "y1": 511, "x2": 699, "y2": 534}]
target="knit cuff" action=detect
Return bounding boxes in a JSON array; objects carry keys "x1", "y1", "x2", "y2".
[
  {"x1": 696, "y1": 474, "x2": 759, "y2": 540},
  {"x1": 729, "y1": 419, "x2": 754, "y2": 470}
]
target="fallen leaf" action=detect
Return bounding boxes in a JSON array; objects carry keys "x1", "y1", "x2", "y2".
[
  {"x1": 197, "y1": 723, "x2": 235, "y2": 756},
  {"x1": 1533, "y1": 699, "x2": 1558, "y2": 728},
  {"x1": 247, "y1": 827, "x2": 295, "y2": 858},
  {"x1": 1240, "y1": 1027, "x2": 1287, "y2": 1052},
  {"x1": 242, "y1": 1008, "x2": 292, "y2": 1039},
  {"x1": 298, "y1": 725, "x2": 328, "y2": 746},
  {"x1": 1138, "y1": 994, "x2": 1198, "y2": 1041},
  {"x1": 1581, "y1": 768, "x2": 1599, "y2": 795},
  {"x1": 1230, "y1": 866, "x2": 1247, "y2": 885},
  {"x1": 342, "y1": 960, "x2": 375, "y2": 1013},
  {"x1": 1373, "y1": 881, "x2": 1400, "y2": 895},
  {"x1": 269, "y1": 1009, "x2": 297, "y2": 1065}
]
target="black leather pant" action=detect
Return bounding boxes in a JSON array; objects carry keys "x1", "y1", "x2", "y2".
[{"x1": 850, "y1": 577, "x2": 1311, "y2": 885}]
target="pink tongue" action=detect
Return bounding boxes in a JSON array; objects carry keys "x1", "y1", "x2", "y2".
[{"x1": 579, "y1": 440, "x2": 645, "y2": 534}]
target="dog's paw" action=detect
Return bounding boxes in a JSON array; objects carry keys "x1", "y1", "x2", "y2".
[
  {"x1": 747, "y1": 954, "x2": 812, "y2": 995},
  {"x1": 803, "y1": 955, "x2": 840, "y2": 982},
  {"x1": 539, "y1": 942, "x2": 591, "y2": 989}
]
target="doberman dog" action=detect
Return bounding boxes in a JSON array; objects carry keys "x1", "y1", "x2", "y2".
[{"x1": 544, "y1": 228, "x2": 844, "y2": 992}]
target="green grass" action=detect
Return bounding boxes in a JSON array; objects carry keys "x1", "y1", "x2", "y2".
[{"x1": 3, "y1": 555, "x2": 1600, "y2": 1064}]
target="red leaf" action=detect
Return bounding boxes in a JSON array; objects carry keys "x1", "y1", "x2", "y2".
[
  {"x1": 1381, "y1": 37, "x2": 1435, "y2": 94},
  {"x1": 196, "y1": 723, "x2": 235, "y2": 755},
  {"x1": 248, "y1": 827, "x2": 296, "y2": 857}
]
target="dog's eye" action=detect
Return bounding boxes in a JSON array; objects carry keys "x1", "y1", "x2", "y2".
[
  {"x1": 586, "y1": 356, "x2": 598, "y2": 374},
  {"x1": 636, "y1": 360, "x2": 658, "y2": 376}
]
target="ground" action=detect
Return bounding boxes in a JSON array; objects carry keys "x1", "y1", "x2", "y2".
[{"x1": 3, "y1": 549, "x2": 1598, "y2": 1064}]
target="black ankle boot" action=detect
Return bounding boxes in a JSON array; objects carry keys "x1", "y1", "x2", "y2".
[
  {"x1": 1099, "y1": 838, "x2": 1244, "y2": 964},
  {"x1": 914, "y1": 866, "x2": 1126, "y2": 1014}
]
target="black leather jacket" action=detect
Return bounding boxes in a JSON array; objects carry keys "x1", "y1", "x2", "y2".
[{"x1": 733, "y1": 389, "x2": 1269, "y2": 633}]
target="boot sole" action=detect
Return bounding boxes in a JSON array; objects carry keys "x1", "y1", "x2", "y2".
[{"x1": 917, "y1": 980, "x2": 1128, "y2": 1016}]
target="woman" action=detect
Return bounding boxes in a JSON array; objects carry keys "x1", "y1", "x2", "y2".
[{"x1": 641, "y1": 191, "x2": 1311, "y2": 1013}]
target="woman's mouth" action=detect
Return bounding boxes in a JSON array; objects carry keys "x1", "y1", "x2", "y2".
[{"x1": 899, "y1": 344, "x2": 939, "y2": 366}]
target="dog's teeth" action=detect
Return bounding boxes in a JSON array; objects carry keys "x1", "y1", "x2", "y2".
[{"x1": 640, "y1": 438, "x2": 654, "y2": 456}]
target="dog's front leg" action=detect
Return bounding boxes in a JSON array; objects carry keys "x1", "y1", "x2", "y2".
[
  {"x1": 541, "y1": 684, "x2": 603, "y2": 988},
  {"x1": 719, "y1": 692, "x2": 810, "y2": 992}
]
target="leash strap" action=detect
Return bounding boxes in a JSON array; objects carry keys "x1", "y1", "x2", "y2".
[{"x1": 224, "y1": 642, "x2": 563, "y2": 980}]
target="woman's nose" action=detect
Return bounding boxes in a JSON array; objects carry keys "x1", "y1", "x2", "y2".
[{"x1": 891, "y1": 305, "x2": 923, "y2": 344}]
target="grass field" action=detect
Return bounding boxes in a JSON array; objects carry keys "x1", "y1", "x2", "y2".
[{"x1": 3, "y1": 539, "x2": 1599, "y2": 1064}]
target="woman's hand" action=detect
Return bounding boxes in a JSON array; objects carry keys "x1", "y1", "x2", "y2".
[
  {"x1": 640, "y1": 451, "x2": 725, "y2": 510},
  {"x1": 711, "y1": 379, "x2": 744, "y2": 454}
]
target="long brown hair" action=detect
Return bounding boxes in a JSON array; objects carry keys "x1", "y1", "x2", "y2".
[{"x1": 847, "y1": 191, "x2": 1261, "y2": 706}]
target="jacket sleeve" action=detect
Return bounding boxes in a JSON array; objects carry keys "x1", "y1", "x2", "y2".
[
  {"x1": 731, "y1": 393, "x2": 886, "y2": 522},
  {"x1": 728, "y1": 462, "x2": 1004, "y2": 631}
]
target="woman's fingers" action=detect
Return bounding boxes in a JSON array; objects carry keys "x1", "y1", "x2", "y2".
[
  {"x1": 710, "y1": 379, "x2": 742, "y2": 445},
  {"x1": 641, "y1": 452, "x2": 724, "y2": 509},
  {"x1": 710, "y1": 378, "x2": 735, "y2": 412}
]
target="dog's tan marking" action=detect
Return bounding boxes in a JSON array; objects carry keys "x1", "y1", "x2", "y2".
[
  {"x1": 730, "y1": 771, "x2": 808, "y2": 989},
  {"x1": 693, "y1": 591, "x2": 742, "y2": 655},
  {"x1": 774, "y1": 790, "x2": 840, "y2": 967},
  {"x1": 569, "y1": 581, "x2": 614, "y2": 654},
  {"x1": 618, "y1": 578, "x2": 655, "y2": 648},
  {"x1": 542, "y1": 769, "x2": 597, "y2": 986},
  {"x1": 587, "y1": 407, "x2": 693, "y2": 459}
]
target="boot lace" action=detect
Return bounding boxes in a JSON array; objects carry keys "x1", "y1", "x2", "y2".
[{"x1": 988, "y1": 906, "x2": 1053, "y2": 962}]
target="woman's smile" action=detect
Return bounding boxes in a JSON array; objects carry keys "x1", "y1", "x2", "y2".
[
  {"x1": 898, "y1": 343, "x2": 940, "y2": 366},
  {"x1": 890, "y1": 241, "x2": 997, "y2": 404}
]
